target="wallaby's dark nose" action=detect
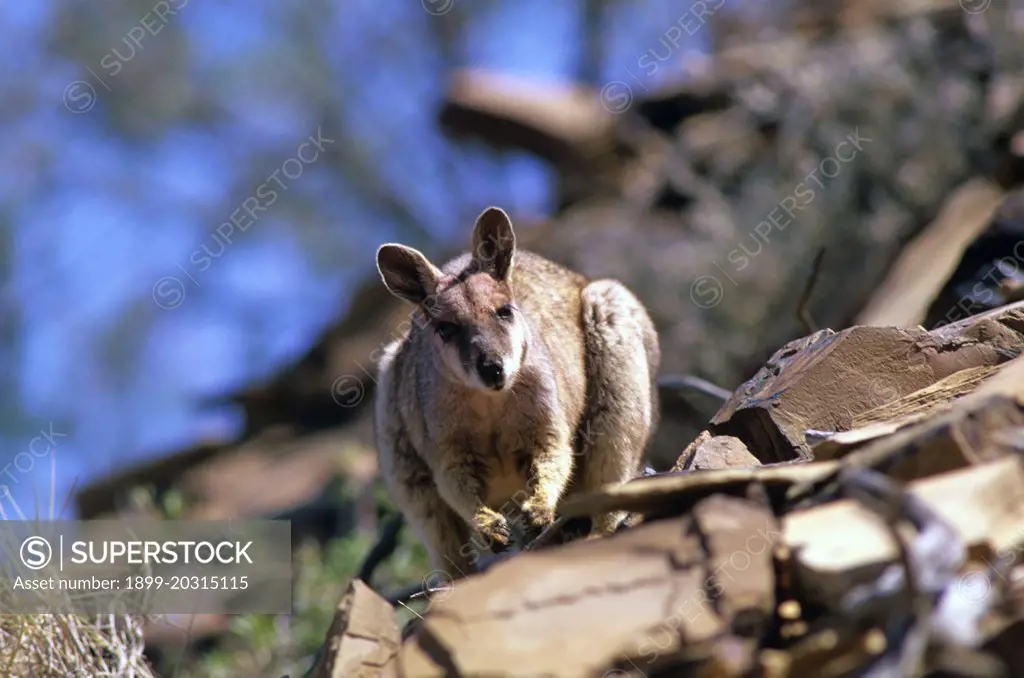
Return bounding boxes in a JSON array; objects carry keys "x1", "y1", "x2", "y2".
[{"x1": 476, "y1": 355, "x2": 505, "y2": 390}]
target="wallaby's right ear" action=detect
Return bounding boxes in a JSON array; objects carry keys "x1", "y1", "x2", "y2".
[
  {"x1": 376, "y1": 244, "x2": 442, "y2": 305},
  {"x1": 471, "y1": 207, "x2": 516, "y2": 281}
]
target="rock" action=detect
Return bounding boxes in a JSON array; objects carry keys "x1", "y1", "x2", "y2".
[
  {"x1": 398, "y1": 496, "x2": 778, "y2": 678},
  {"x1": 708, "y1": 302, "x2": 1024, "y2": 463},
  {"x1": 308, "y1": 580, "x2": 401, "y2": 678},
  {"x1": 673, "y1": 431, "x2": 761, "y2": 472},
  {"x1": 924, "y1": 187, "x2": 1024, "y2": 329},
  {"x1": 560, "y1": 461, "x2": 835, "y2": 521},
  {"x1": 784, "y1": 456, "x2": 1024, "y2": 610},
  {"x1": 855, "y1": 179, "x2": 1006, "y2": 328},
  {"x1": 359, "y1": 329, "x2": 1024, "y2": 677}
]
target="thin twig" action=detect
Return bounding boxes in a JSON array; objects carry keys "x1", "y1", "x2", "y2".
[
  {"x1": 523, "y1": 515, "x2": 570, "y2": 551},
  {"x1": 656, "y1": 374, "x2": 733, "y2": 402},
  {"x1": 386, "y1": 582, "x2": 432, "y2": 607},
  {"x1": 797, "y1": 248, "x2": 827, "y2": 334}
]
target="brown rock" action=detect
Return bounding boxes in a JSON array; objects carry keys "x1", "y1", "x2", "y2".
[
  {"x1": 784, "y1": 455, "x2": 1024, "y2": 609},
  {"x1": 399, "y1": 516, "x2": 715, "y2": 678},
  {"x1": 399, "y1": 495, "x2": 779, "y2": 677},
  {"x1": 561, "y1": 462, "x2": 834, "y2": 527},
  {"x1": 308, "y1": 580, "x2": 401, "y2": 678},
  {"x1": 811, "y1": 363, "x2": 1003, "y2": 460},
  {"x1": 709, "y1": 303, "x2": 1024, "y2": 463},
  {"x1": 823, "y1": 355, "x2": 1024, "y2": 481},
  {"x1": 855, "y1": 179, "x2": 1006, "y2": 328},
  {"x1": 691, "y1": 495, "x2": 781, "y2": 637},
  {"x1": 674, "y1": 431, "x2": 762, "y2": 472}
]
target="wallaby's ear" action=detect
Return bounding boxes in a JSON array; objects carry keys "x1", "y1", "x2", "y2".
[
  {"x1": 376, "y1": 244, "x2": 442, "y2": 305},
  {"x1": 471, "y1": 207, "x2": 516, "y2": 281}
]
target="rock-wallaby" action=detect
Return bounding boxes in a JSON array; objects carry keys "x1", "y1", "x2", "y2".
[{"x1": 373, "y1": 206, "x2": 660, "y2": 575}]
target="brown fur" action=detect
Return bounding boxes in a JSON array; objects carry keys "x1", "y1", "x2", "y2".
[{"x1": 374, "y1": 207, "x2": 660, "y2": 576}]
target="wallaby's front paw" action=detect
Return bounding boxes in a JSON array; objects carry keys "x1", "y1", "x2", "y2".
[
  {"x1": 472, "y1": 507, "x2": 511, "y2": 546},
  {"x1": 521, "y1": 496, "x2": 556, "y2": 529}
]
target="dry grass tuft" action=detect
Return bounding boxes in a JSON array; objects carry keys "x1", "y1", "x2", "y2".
[{"x1": 0, "y1": 613, "x2": 156, "y2": 678}]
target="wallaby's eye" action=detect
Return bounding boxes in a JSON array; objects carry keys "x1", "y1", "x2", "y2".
[
  {"x1": 496, "y1": 304, "x2": 514, "y2": 320},
  {"x1": 435, "y1": 321, "x2": 460, "y2": 341}
]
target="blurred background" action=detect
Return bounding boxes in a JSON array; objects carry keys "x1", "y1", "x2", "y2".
[{"x1": 1, "y1": 0, "x2": 1023, "y2": 675}]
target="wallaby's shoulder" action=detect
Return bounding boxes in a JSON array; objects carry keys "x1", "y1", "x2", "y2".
[{"x1": 512, "y1": 249, "x2": 589, "y2": 292}]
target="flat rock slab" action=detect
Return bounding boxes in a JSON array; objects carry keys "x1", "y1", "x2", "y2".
[
  {"x1": 398, "y1": 496, "x2": 780, "y2": 678},
  {"x1": 709, "y1": 302, "x2": 1024, "y2": 462}
]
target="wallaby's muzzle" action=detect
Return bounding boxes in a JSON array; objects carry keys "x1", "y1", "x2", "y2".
[{"x1": 476, "y1": 355, "x2": 506, "y2": 390}]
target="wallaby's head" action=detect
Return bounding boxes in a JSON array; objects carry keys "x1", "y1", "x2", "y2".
[{"x1": 376, "y1": 207, "x2": 527, "y2": 393}]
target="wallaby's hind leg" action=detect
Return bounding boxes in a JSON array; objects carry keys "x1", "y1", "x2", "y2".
[
  {"x1": 378, "y1": 431, "x2": 475, "y2": 578},
  {"x1": 576, "y1": 279, "x2": 660, "y2": 536}
]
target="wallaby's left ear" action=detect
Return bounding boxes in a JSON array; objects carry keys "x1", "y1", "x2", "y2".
[
  {"x1": 471, "y1": 206, "x2": 516, "y2": 281},
  {"x1": 376, "y1": 243, "x2": 442, "y2": 305}
]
